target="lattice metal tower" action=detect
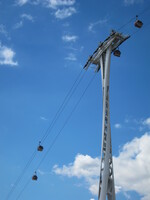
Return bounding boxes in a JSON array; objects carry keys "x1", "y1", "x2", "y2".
[{"x1": 84, "y1": 31, "x2": 130, "y2": 200}]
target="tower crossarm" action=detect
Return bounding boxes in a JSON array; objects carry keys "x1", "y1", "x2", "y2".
[{"x1": 83, "y1": 31, "x2": 130, "y2": 72}]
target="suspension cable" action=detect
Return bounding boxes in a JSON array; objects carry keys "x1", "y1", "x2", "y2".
[
  {"x1": 36, "y1": 73, "x2": 97, "y2": 170},
  {"x1": 117, "y1": 17, "x2": 135, "y2": 31},
  {"x1": 41, "y1": 69, "x2": 87, "y2": 143},
  {"x1": 16, "y1": 178, "x2": 31, "y2": 200},
  {"x1": 5, "y1": 4, "x2": 150, "y2": 200},
  {"x1": 15, "y1": 73, "x2": 97, "y2": 200},
  {"x1": 116, "y1": 3, "x2": 150, "y2": 32},
  {"x1": 5, "y1": 150, "x2": 37, "y2": 200},
  {"x1": 4, "y1": 68, "x2": 86, "y2": 200}
]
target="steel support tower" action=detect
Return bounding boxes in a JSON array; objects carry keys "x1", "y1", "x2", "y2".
[{"x1": 84, "y1": 31, "x2": 130, "y2": 200}]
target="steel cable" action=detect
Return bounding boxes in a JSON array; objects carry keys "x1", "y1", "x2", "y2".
[
  {"x1": 4, "y1": 68, "x2": 86, "y2": 200},
  {"x1": 40, "y1": 69, "x2": 87, "y2": 143},
  {"x1": 5, "y1": 150, "x2": 37, "y2": 200},
  {"x1": 5, "y1": 4, "x2": 150, "y2": 200},
  {"x1": 15, "y1": 73, "x2": 97, "y2": 200}
]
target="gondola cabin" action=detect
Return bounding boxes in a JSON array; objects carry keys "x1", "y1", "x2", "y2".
[
  {"x1": 113, "y1": 49, "x2": 121, "y2": 57},
  {"x1": 37, "y1": 145, "x2": 44, "y2": 151},
  {"x1": 134, "y1": 20, "x2": 143, "y2": 28},
  {"x1": 37, "y1": 141, "x2": 44, "y2": 151},
  {"x1": 32, "y1": 174, "x2": 38, "y2": 181}
]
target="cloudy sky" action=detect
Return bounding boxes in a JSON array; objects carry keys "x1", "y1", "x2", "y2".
[{"x1": 0, "y1": 0, "x2": 150, "y2": 200}]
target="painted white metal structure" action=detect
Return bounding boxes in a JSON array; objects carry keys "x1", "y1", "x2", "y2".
[{"x1": 84, "y1": 31, "x2": 130, "y2": 200}]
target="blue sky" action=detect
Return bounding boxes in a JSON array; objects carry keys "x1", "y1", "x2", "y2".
[{"x1": 0, "y1": 0, "x2": 150, "y2": 200}]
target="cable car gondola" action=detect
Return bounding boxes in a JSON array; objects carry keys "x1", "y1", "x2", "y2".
[
  {"x1": 113, "y1": 49, "x2": 121, "y2": 57},
  {"x1": 32, "y1": 172, "x2": 38, "y2": 181},
  {"x1": 37, "y1": 141, "x2": 44, "y2": 152},
  {"x1": 134, "y1": 15, "x2": 143, "y2": 28}
]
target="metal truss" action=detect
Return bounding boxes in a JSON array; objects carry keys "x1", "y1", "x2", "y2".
[{"x1": 84, "y1": 31, "x2": 129, "y2": 200}]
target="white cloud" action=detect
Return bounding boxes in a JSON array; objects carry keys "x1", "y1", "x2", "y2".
[
  {"x1": 123, "y1": 192, "x2": 131, "y2": 200},
  {"x1": 143, "y1": 117, "x2": 150, "y2": 127},
  {"x1": 16, "y1": 0, "x2": 29, "y2": 6},
  {"x1": 21, "y1": 13, "x2": 34, "y2": 22},
  {"x1": 16, "y1": 0, "x2": 76, "y2": 8},
  {"x1": 13, "y1": 21, "x2": 23, "y2": 29},
  {"x1": 0, "y1": 24, "x2": 9, "y2": 38},
  {"x1": 40, "y1": 116, "x2": 48, "y2": 121},
  {"x1": 53, "y1": 154, "x2": 100, "y2": 195},
  {"x1": 114, "y1": 123, "x2": 121, "y2": 129},
  {"x1": 65, "y1": 53, "x2": 77, "y2": 61},
  {"x1": 0, "y1": 44, "x2": 18, "y2": 66},
  {"x1": 45, "y1": 0, "x2": 75, "y2": 9},
  {"x1": 14, "y1": 14, "x2": 34, "y2": 30},
  {"x1": 53, "y1": 133, "x2": 150, "y2": 199},
  {"x1": 54, "y1": 7, "x2": 76, "y2": 19},
  {"x1": 123, "y1": 117, "x2": 150, "y2": 132},
  {"x1": 22, "y1": 0, "x2": 40, "y2": 5},
  {"x1": 88, "y1": 19, "x2": 108, "y2": 32},
  {"x1": 53, "y1": 154, "x2": 100, "y2": 178},
  {"x1": 37, "y1": 169, "x2": 51, "y2": 175},
  {"x1": 114, "y1": 133, "x2": 150, "y2": 200},
  {"x1": 124, "y1": 0, "x2": 143, "y2": 5},
  {"x1": 15, "y1": 0, "x2": 76, "y2": 19},
  {"x1": 38, "y1": 169, "x2": 45, "y2": 175},
  {"x1": 62, "y1": 35, "x2": 78, "y2": 42}
]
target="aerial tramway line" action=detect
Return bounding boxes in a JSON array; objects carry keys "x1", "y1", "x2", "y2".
[
  {"x1": 5, "y1": 13, "x2": 145, "y2": 200},
  {"x1": 32, "y1": 16, "x2": 143, "y2": 194}
]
